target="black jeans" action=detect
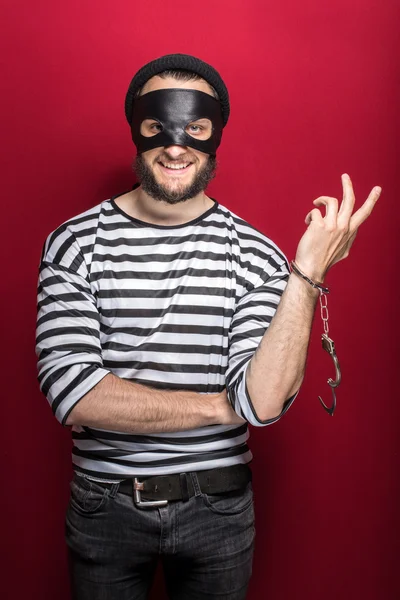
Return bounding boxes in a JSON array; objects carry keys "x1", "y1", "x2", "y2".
[{"x1": 66, "y1": 471, "x2": 255, "y2": 600}]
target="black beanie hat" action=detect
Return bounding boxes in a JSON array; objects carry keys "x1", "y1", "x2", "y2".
[{"x1": 124, "y1": 53, "x2": 230, "y2": 128}]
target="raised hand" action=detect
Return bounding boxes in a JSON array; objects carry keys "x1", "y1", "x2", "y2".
[{"x1": 294, "y1": 174, "x2": 382, "y2": 282}]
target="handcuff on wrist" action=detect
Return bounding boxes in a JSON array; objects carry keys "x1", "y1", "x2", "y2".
[{"x1": 290, "y1": 260, "x2": 341, "y2": 416}]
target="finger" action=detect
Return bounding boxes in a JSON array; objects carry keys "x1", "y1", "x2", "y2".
[
  {"x1": 350, "y1": 185, "x2": 382, "y2": 230},
  {"x1": 313, "y1": 196, "x2": 338, "y2": 224},
  {"x1": 338, "y1": 173, "x2": 356, "y2": 220},
  {"x1": 305, "y1": 207, "x2": 324, "y2": 226}
]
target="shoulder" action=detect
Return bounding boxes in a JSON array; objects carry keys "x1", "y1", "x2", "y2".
[
  {"x1": 215, "y1": 203, "x2": 289, "y2": 271},
  {"x1": 40, "y1": 199, "x2": 112, "y2": 268}
]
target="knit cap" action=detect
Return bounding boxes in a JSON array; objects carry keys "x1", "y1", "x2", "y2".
[{"x1": 124, "y1": 53, "x2": 230, "y2": 127}]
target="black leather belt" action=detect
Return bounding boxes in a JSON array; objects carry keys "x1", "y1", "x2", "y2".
[{"x1": 95, "y1": 464, "x2": 252, "y2": 509}]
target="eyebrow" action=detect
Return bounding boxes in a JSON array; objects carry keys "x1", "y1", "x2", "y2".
[{"x1": 189, "y1": 118, "x2": 211, "y2": 124}]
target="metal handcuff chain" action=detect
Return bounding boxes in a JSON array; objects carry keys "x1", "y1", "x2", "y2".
[
  {"x1": 318, "y1": 290, "x2": 341, "y2": 416},
  {"x1": 290, "y1": 261, "x2": 342, "y2": 416}
]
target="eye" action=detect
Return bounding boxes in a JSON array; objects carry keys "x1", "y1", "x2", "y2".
[
  {"x1": 188, "y1": 124, "x2": 202, "y2": 133},
  {"x1": 140, "y1": 119, "x2": 163, "y2": 137},
  {"x1": 186, "y1": 119, "x2": 212, "y2": 140}
]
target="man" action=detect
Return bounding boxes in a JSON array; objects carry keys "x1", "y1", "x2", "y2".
[{"x1": 36, "y1": 54, "x2": 381, "y2": 599}]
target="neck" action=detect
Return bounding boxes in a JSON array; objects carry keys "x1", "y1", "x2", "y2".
[{"x1": 115, "y1": 186, "x2": 215, "y2": 226}]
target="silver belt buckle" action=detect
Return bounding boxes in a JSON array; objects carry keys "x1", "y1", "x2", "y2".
[{"x1": 133, "y1": 478, "x2": 168, "y2": 509}]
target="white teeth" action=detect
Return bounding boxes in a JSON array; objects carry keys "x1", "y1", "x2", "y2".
[{"x1": 161, "y1": 162, "x2": 190, "y2": 170}]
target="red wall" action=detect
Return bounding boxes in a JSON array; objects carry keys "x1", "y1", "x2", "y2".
[{"x1": 1, "y1": 1, "x2": 399, "y2": 598}]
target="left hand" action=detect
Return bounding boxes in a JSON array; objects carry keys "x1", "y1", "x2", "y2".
[{"x1": 294, "y1": 173, "x2": 382, "y2": 282}]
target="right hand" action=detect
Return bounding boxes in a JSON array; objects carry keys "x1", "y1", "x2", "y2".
[{"x1": 217, "y1": 390, "x2": 246, "y2": 426}]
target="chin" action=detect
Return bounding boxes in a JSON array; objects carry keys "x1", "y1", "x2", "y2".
[
  {"x1": 158, "y1": 177, "x2": 196, "y2": 193},
  {"x1": 156, "y1": 185, "x2": 199, "y2": 204}
]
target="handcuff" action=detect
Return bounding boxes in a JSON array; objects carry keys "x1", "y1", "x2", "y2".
[{"x1": 291, "y1": 261, "x2": 341, "y2": 416}]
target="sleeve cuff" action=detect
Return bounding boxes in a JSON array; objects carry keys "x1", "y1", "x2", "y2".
[
  {"x1": 59, "y1": 368, "x2": 111, "y2": 426},
  {"x1": 228, "y1": 361, "x2": 299, "y2": 426}
]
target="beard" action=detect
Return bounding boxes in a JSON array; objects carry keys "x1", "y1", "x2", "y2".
[{"x1": 134, "y1": 152, "x2": 217, "y2": 204}]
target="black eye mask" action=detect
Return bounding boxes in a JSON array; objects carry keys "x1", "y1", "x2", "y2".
[{"x1": 131, "y1": 88, "x2": 224, "y2": 156}]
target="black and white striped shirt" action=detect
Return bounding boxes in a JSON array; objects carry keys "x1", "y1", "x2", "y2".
[{"x1": 36, "y1": 196, "x2": 296, "y2": 479}]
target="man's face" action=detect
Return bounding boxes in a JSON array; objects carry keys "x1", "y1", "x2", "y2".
[{"x1": 134, "y1": 76, "x2": 217, "y2": 204}]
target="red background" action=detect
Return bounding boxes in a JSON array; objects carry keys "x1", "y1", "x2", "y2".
[{"x1": 1, "y1": 1, "x2": 399, "y2": 598}]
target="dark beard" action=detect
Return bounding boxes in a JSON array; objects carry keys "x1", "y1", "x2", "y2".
[{"x1": 134, "y1": 154, "x2": 217, "y2": 204}]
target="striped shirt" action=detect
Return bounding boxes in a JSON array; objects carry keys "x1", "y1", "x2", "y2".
[{"x1": 36, "y1": 195, "x2": 296, "y2": 480}]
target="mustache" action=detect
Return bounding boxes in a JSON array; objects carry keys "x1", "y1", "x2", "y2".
[{"x1": 155, "y1": 151, "x2": 197, "y2": 164}]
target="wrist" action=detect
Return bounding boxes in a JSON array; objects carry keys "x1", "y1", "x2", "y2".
[
  {"x1": 198, "y1": 392, "x2": 225, "y2": 426},
  {"x1": 292, "y1": 260, "x2": 326, "y2": 283},
  {"x1": 212, "y1": 390, "x2": 243, "y2": 425},
  {"x1": 289, "y1": 271, "x2": 320, "y2": 300},
  {"x1": 290, "y1": 261, "x2": 329, "y2": 295}
]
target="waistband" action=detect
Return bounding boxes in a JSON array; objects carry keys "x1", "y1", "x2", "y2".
[{"x1": 89, "y1": 464, "x2": 252, "y2": 502}]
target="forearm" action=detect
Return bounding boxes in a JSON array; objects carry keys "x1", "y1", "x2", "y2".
[
  {"x1": 244, "y1": 174, "x2": 381, "y2": 423},
  {"x1": 246, "y1": 272, "x2": 319, "y2": 421},
  {"x1": 66, "y1": 373, "x2": 238, "y2": 432}
]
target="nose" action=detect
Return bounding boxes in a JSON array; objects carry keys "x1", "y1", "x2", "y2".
[{"x1": 163, "y1": 145, "x2": 188, "y2": 159}]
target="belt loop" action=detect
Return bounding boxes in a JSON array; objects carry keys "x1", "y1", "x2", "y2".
[
  {"x1": 179, "y1": 473, "x2": 190, "y2": 502},
  {"x1": 109, "y1": 482, "x2": 120, "y2": 498},
  {"x1": 190, "y1": 472, "x2": 202, "y2": 497}
]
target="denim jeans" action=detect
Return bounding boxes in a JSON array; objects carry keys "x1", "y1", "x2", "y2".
[{"x1": 66, "y1": 471, "x2": 255, "y2": 600}]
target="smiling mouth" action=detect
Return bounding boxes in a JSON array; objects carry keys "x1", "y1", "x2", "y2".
[{"x1": 158, "y1": 160, "x2": 193, "y2": 174}]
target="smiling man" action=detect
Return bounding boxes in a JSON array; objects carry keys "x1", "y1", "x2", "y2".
[
  {"x1": 36, "y1": 54, "x2": 381, "y2": 599},
  {"x1": 120, "y1": 63, "x2": 224, "y2": 220},
  {"x1": 133, "y1": 76, "x2": 218, "y2": 206}
]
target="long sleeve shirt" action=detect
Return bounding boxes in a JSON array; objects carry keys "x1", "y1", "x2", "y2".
[{"x1": 36, "y1": 196, "x2": 296, "y2": 479}]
